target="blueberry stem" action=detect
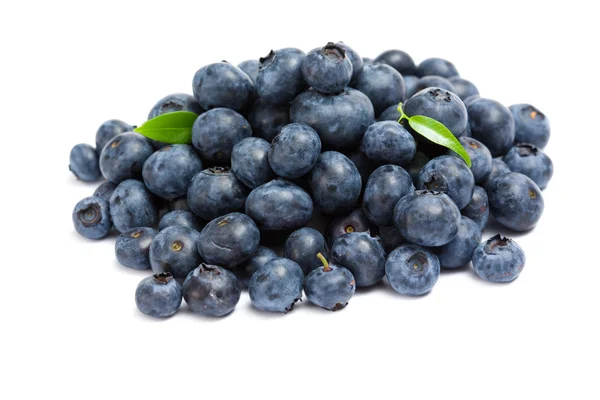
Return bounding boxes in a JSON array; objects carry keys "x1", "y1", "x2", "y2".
[
  {"x1": 317, "y1": 252, "x2": 331, "y2": 272},
  {"x1": 396, "y1": 102, "x2": 408, "y2": 122}
]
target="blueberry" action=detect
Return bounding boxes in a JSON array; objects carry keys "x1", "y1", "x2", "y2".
[
  {"x1": 69, "y1": 144, "x2": 101, "y2": 182},
  {"x1": 147, "y1": 93, "x2": 204, "y2": 120},
  {"x1": 394, "y1": 190, "x2": 461, "y2": 247},
  {"x1": 418, "y1": 155, "x2": 475, "y2": 209},
  {"x1": 231, "y1": 137, "x2": 275, "y2": 189},
  {"x1": 305, "y1": 253, "x2": 356, "y2": 311},
  {"x1": 283, "y1": 227, "x2": 329, "y2": 275},
  {"x1": 237, "y1": 60, "x2": 259, "y2": 84},
  {"x1": 448, "y1": 77, "x2": 479, "y2": 101},
  {"x1": 93, "y1": 181, "x2": 117, "y2": 202},
  {"x1": 509, "y1": 104, "x2": 550, "y2": 149},
  {"x1": 135, "y1": 273, "x2": 182, "y2": 318},
  {"x1": 488, "y1": 172, "x2": 544, "y2": 231},
  {"x1": 192, "y1": 62, "x2": 254, "y2": 112},
  {"x1": 481, "y1": 158, "x2": 512, "y2": 190},
  {"x1": 198, "y1": 212, "x2": 260, "y2": 268},
  {"x1": 379, "y1": 104, "x2": 402, "y2": 121},
  {"x1": 373, "y1": 49, "x2": 416, "y2": 75},
  {"x1": 302, "y1": 42, "x2": 353, "y2": 94},
  {"x1": 158, "y1": 210, "x2": 203, "y2": 231},
  {"x1": 416, "y1": 58, "x2": 459, "y2": 78},
  {"x1": 463, "y1": 94, "x2": 480, "y2": 107},
  {"x1": 95, "y1": 119, "x2": 133, "y2": 154},
  {"x1": 473, "y1": 234, "x2": 525, "y2": 282},
  {"x1": 142, "y1": 145, "x2": 203, "y2": 200},
  {"x1": 404, "y1": 87, "x2": 468, "y2": 138},
  {"x1": 406, "y1": 151, "x2": 430, "y2": 185},
  {"x1": 346, "y1": 149, "x2": 376, "y2": 188},
  {"x1": 503, "y1": 144, "x2": 553, "y2": 189},
  {"x1": 72, "y1": 196, "x2": 112, "y2": 239},
  {"x1": 377, "y1": 225, "x2": 405, "y2": 254},
  {"x1": 403, "y1": 75, "x2": 420, "y2": 99},
  {"x1": 450, "y1": 137, "x2": 492, "y2": 184},
  {"x1": 435, "y1": 216, "x2": 481, "y2": 268},
  {"x1": 412, "y1": 76, "x2": 456, "y2": 97},
  {"x1": 335, "y1": 41, "x2": 363, "y2": 82},
  {"x1": 191, "y1": 108, "x2": 252, "y2": 165},
  {"x1": 256, "y1": 48, "x2": 307, "y2": 104},
  {"x1": 326, "y1": 208, "x2": 378, "y2": 246},
  {"x1": 187, "y1": 167, "x2": 249, "y2": 221},
  {"x1": 310, "y1": 151, "x2": 362, "y2": 215},
  {"x1": 363, "y1": 165, "x2": 414, "y2": 226},
  {"x1": 234, "y1": 246, "x2": 278, "y2": 287},
  {"x1": 115, "y1": 227, "x2": 158, "y2": 270},
  {"x1": 248, "y1": 257, "x2": 304, "y2": 313},
  {"x1": 353, "y1": 63, "x2": 405, "y2": 116},
  {"x1": 183, "y1": 264, "x2": 242, "y2": 317},
  {"x1": 385, "y1": 244, "x2": 440, "y2": 296},
  {"x1": 168, "y1": 196, "x2": 192, "y2": 212},
  {"x1": 461, "y1": 186, "x2": 489, "y2": 230},
  {"x1": 331, "y1": 232, "x2": 386, "y2": 287},
  {"x1": 109, "y1": 179, "x2": 159, "y2": 232},
  {"x1": 290, "y1": 87, "x2": 375, "y2": 150},
  {"x1": 468, "y1": 98, "x2": 515, "y2": 157},
  {"x1": 150, "y1": 226, "x2": 202, "y2": 279},
  {"x1": 99, "y1": 132, "x2": 154, "y2": 184},
  {"x1": 247, "y1": 98, "x2": 290, "y2": 142},
  {"x1": 361, "y1": 121, "x2": 416, "y2": 166},
  {"x1": 268, "y1": 123, "x2": 321, "y2": 179}
]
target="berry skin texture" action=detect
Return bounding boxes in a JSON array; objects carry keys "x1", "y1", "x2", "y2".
[
  {"x1": 473, "y1": 234, "x2": 525, "y2": 283},
  {"x1": 404, "y1": 87, "x2": 468, "y2": 138},
  {"x1": 72, "y1": 196, "x2": 112, "y2": 239},
  {"x1": 192, "y1": 62, "x2": 254, "y2": 112},
  {"x1": 198, "y1": 212, "x2": 260, "y2": 268},
  {"x1": 394, "y1": 190, "x2": 461, "y2": 247},
  {"x1": 150, "y1": 226, "x2": 202, "y2": 279},
  {"x1": 115, "y1": 227, "x2": 158, "y2": 270},
  {"x1": 187, "y1": 167, "x2": 249, "y2": 221},
  {"x1": 385, "y1": 244, "x2": 440, "y2": 296},
  {"x1": 353, "y1": 63, "x2": 406, "y2": 116},
  {"x1": 418, "y1": 155, "x2": 475, "y2": 209},
  {"x1": 331, "y1": 232, "x2": 386, "y2": 288},
  {"x1": 249, "y1": 257, "x2": 304, "y2": 313},
  {"x1": 346, "y1": 149, "x2": 376, "y2": 188},
  {"x1": 147, "y1": 93, "x2": 204, "y2": 120},
  {"x1": 192, "y1": 108, "x2": 252, "y2": 166},
  {"x1": 93, "y1": 181, "x2": 117, "y2": 202},
  {"x1": 481, "y1": 159, "x2": 512, "y2": 190},
  {"x1": 135, "y1": 273, "x2": 182, "y2": 318},
  {"x1": 245, "y1": 179, "x2": 313, "y2": 231},
  {"x1": 363, "y1": 164, "x2": 415, "y2": 226},
  {"x1": 183, "y1": 264, "x2": 242, "y2": 317},
  {"x1": 237, "y1": 60, "x2": 259, "y2": 84},
  {"x1": 283, "y1": 227, "x2": 329, "y2": 275},
  {"x1": 235, "y1": 246, "x2": 278, "y2": 287},
  {"x1": 416, "y1": 58, "x2": 459, "y2": 78},
  {"x1": 290, "y1": 87, "x2": 375, "y2": 150},
  {"x1": 412, "y1": 76, "x2": 456, "y2": 98},
  {"x1": 326, "y1": 208, "x2": 378, "y2": 247},
  {"x1": 449, "y1": 77, "x2": 479, "y2": 101},
  {"x1": 406, "y1": 151, "x2": 430, "y2": 185},
  {"x1": 99, "y1": 132, "x2": 154, "y2": 184},
  {"x1": 403, "y1": 75, "x2": 420, "y2": 99},
  {"x1": 361, "y1": 121, "x2": 416, "y2": 166},
  {"x1": 95, "y1": 119, "x2": 133, "y2": 154},
  {"x1": 435, "y1": 216, "x2": 482, "y2": 268},
  {"x1": 374, "y1": 49, "x2": 416, "y2": 76},
  {"x1": 487, "y1": 172, "x2": 544, "y2": 232},
  {"x1": 247, "y1": 98, "x2": 290, "y2": 142},
  {"x1": 509, "y1": 104, "x2": 550, "y2": 149},
  {"x1": 256, "y1": 48, "x2": 307, "y2": 104},
  {"x1": 503, "y1": 144, "x2": 554, "y2": 189},
  {"x1": 461, "y1": 186, "x2": 489, "y2": 230},
  {"x1": 377, "y1": 225, "x2": 405, "y2": 254},
  {"x1": 69, "y1": 144, "x2": 101, "y2": 182},
  {"x1": 305, "y1": 261, "x2": 356, "y2": 311},
  {"x1": 468, "y1": 98, "x2": 515, "y2": 157},
  {"x1": 335, "y1": 42, "x2": 363, "y2": 82},
  {"x1": 142, "y1": 145, "x2": 203, "y2": 200},
  {"x1": 268, "y1": 123, "x2": 321, "y2": 179},
  {"x1": 109, "y1": 179, "x2": 159, "y2": 233},
  {"x1": 231, "y1": 137, "x2": 275, "y2": 189},
  {"x1": 452, "y1": 137, "x2": 493, "y2": 184},
  {"x1": 379, "y1": 104, "x2": 402, "y2": 121},
  {"x1": 158, "y1": 210, "x2": 203, "y2": 232},
  {"x1": 310, "y1": 151, "x2": 362, "y2": 215},
  {"x1": 302, "y1": 43, "x2": 353, "y2": 94}
]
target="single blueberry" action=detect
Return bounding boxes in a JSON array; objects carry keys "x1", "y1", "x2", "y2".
[
  {"x1": 468, "y1": 98, "x2": 515, "y2": 157},
  {"x1": 363, "y1": 164, "x2": 414, "y2": 226},
  {"x1": 326, "y1": 208, "x2": 378, "y2": 247},
  {"x1": 361, "y1": 121, "x2": 416, "y2": 166},
  {"x1": 248, "y1": 257, "x2": 304, "y2": 313},
  {"x1": 72, "y1": 196, "x2": 112, "y2": 239},
  {"x1": 256, "y1": 48, "x2": 307, "y2": 104},
  {"x1": 302, "y1": 42, "x2": 353, "y2": 94},
  {"x1": 353, "y1": 63, "x2": 406, "y2": 116},
  {"x1": 158, "y1": 210, "x2": 204, "y2": 231},
  {"x1": 488, "y1": 172, "x2": 544, "y2": 231},
  {"x1": 147, "y1": 93, "x2": 204, "y2": 120},
  {"x1": 374, "y1": 49, "x2": 416, "y2": 76},
  {"x1": 481, "y1": 158, "x2": 512, "y2": 190},
  {"x1": 331, "y1": 232, "x2": 386, "y2": 287},
  {"x1": 192, "y1": 108, "x2": 252, "y2": 165},
  {"x1": 192, "y1": 62, "x2": 254, "y2": 112},
  {"x1": 237, "y1": 60, "x2": 259, "y2": 85},
  {"x1": 109, "y1": 179, "x2": 159, "y2": 232},
  {"x1": 377, "y1": 225, "x2": 405, "y2": 254},
  {"x1": 418, "y1": 155, "x2": 475, "y2": 209},
  {"x1": 461, "y1": 186, "x2": 489, "y2": 230},
  {"x1": 509, "y1": 104, "x2": 550, "y2": 149},
  {"x1": 412, "y1": 76, "x2": 456, "y2": 97},
  {"x1": 385, "y1": 244, "x2": 440, "y2": 296},
  {"x1": 335, "y1": 41, "x2": 364, "y2": 82},
  {"x1": 198, "y1": 212, "x2": 260, "y2": 268},
  {"x1": 283, "y1": 227, "x2": 329, "y2": 275},
  {"x1": 448, "y1": 77, "x2": 479, "y2": 101},
  {"x1": 135, "y1": 273, "x2": 182, "y2": 318},
  {"x1": 99, "y1": 132, "x2": 154, "y2": 184},
  {"x1": 406, "y1": 151, "x2": 430, "y2": 185},
  {"x1": 435, "y1": 216, "x2": 481, "y2": 268},
  {"x1": 183, "y1": 264, "x2": 242, "y2": 317},
  {"x1": 150, "y1": 226, "x2": 202, "y2": 279},
  {"x1": 268, "y1": 123, "x2": 321, "y2": 179},
  {"x1": 95, "y1": 119, "x2": 133, "y2": 154},
  {"x1": 247, "y1": 98, "x2": 290, "y2": 142},
  {"x1": 69, "y1": 144, "x2": 101, "y2": 182},
  {"x1": 231, "y1": 137, "x2": 275, "y2": 189},
  {"x1": 305, "y1": 253, "x2": 356, "y2": 311},
  {"x1": 416, "y1": 57, "x2": 459, "y2": 78},
  {"x1": 234, "y1": 246, "x2": 278, "y2": 287},
  {"x1": 115, "y1": 227, "x2": 158, "y2": 270},
  {"x1": 450, "y1": 137, "x2": 492, "y2": 184},
  {"x1": 503, "y1": 144, "x2": 553, "y2": 189},
  {"x1": 404, "y1": 87, "x2": 468, "y2": 138},
  {"x1": 473, "y1": 234, "x2": 525, "y2": 282},
  {"x1": 93, "y1": 181, "x2": 117, "y2": 202},
  {"x1": 394, "y1": 190, "x2": 461, "y2": 247},
  {"x1": 403, "y1": 75, "x2": 420, "y2": 99}
]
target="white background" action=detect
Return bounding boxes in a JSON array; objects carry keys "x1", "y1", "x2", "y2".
[{"x1": 1, "y1": 1, "x2": 599, "y2": 399}]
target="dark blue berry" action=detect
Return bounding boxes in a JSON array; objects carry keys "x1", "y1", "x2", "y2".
[
  {"x1": 72, "y1": 196, "x2": 112, "y2": 240},
  {"x1": 247, "y1": 98, "x2": 290, "y2": 142},
  {"x1": 481, "y1": 159, "x2": 512, "y2": 190},
  {"x1": 115, "y1": 227, "x2": 157, "y2": 270},
  {"x1": 503, "y1": 144, "x2": 553, "y2": 189},
  {"x1": 249, "y1": 257, "x2": 304, "y2": 313},
  {"x1": 135, "y1": 273, "x2": 182, "y2": 318},
  {"x1": 385, "y1": 244, "x2": 440, "y2": 295},
  {"x1": 335, "y1": 42, "x2": 363, "y2": 82},
  {"x1": 451, "y1": 137, "x2": 492, "y2": 184},
  {"x1": 353, "y1": 63, "x2": 405, "y2": 116},
  {"x1": 416, "y1": 58, "x2": 459, "y2": 78},
  {"x1": 418, "y1": 155, "x2": 475, "y2": 209},
  {"x1": 435, "y1": 216, "x2": 481, "y2": 268},
  {"x1": 268, "y1": 123, "x2": 321, "y2": 179},
  {"x1": 448, "y1": 77, "x2": 479, "y2": 101},
  {"x1": 283, "y1": 227, "x2": 329, "y2": 275},
  {"x1": 473, "y1": 234, "x2": 525, "y2": 282},
  {"x1": 158, "y1": 210, "x2": 203, "y2": 231},
  {"x1": 256, "y1": 48, "x2": 307, "y2": 104},
  {"x1": 231, "y1": 137, "x2": 275, "y2": 189},
  {"x1": 326, "y1": 208, "x2": 378, "y2": 247},
  {"x1": 148, "y1": 93, "x2": 204, "y2": 120},
  {"x1": 509, "y1": 104, "x2": 550, "y2": 149},
  {"x1": 69, "y1": 144, "x2": 101, "y2": 182},
  {"x1": 374, "y1": 49, "x2": 416, "y2": 76},
  {"x1": 363, "y1": 164, "x2": 414, "y2": 226},
  {"x1": 331, "y1": 232, "x2": 386, "y2": 287},
  {"x1": 95, "y1": 119, "x2": 133, "y2": 154},
  {"x1": 237, "y1": 60, "x2": 259, "y2": 84},
  {"x1": 461, "y1": 186, "x2": 489, "y2": 230},
  {"x1": 302, "y1": 42, "x2": 352, "y2": 94},
  {"x1": 234, "y1": 246, "x2": 278, "y2": 287},
  {"x1": 109, "y1": 179, "x2": 159, "y2": 232},
  {"x1": 404, "y1": 87, "x2": 467, "y2": 138},
  {"x1": 361, "y1": 121, "x2": 416, "y2": 166},
  {"x1": 304, "y1": 254, "x2": 355, "y2": 311},
  {"x1": 93, "y1": 181, "x2": 117, "y2": 202},
  {"x1": 192, "y1": 62, "x2": 254, "y2": 112},
  {"x1": 150, "y1": 226, "x2": 202, "y2": 279},
  {"x1": 99, "y1": 132, "x2": 154, "y2": 184},
  {"x1": 468, "y1": 98, "x2": 515, "y2": 157},
  {"x1": 183, "y1": 264, "x2": 242, "y2": 317}
]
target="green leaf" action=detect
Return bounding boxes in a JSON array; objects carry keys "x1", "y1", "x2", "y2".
[
  {"x1": 134, "y1": 111, "x2": 199, "y2": 144},
  {"x1": 408, "y1": 115, "x2": 472, "y2": 167}
]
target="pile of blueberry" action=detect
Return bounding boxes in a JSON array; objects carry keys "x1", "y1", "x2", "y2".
[{"x1": 70, "y1": 43, "x2": 553, "y2": 318}]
